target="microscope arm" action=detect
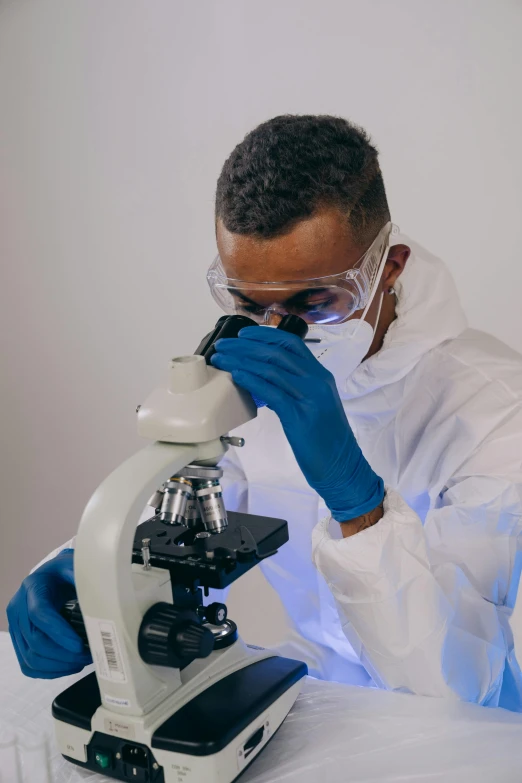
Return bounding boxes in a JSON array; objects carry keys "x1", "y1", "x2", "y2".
[{"x1": 74, "y1": 438, "x2": 226, "y2": 717}]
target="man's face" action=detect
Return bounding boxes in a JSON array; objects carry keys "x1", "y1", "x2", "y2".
[{"x1": 216, "y1": 207, "x2": 374, "y2": 325}]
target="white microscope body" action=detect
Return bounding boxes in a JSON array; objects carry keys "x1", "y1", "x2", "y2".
[{"x1": 52, "y1": 350, "x2": 307, "y2": 783}]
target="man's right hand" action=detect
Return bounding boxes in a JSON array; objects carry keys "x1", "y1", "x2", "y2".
[{"x1": 6, "y1": 549, "x2": 92, "y2": 679}]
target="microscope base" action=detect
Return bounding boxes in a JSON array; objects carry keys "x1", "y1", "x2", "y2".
[{"x1": 53, "y1": 656, "x2": 307, "y2": 783}]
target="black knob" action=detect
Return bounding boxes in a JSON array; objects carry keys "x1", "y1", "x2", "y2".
[
  {"x1": 61, "y1": 599, "x2": 89, "y2": 648},
  {"x1": 205, "y1": 602, "x2": 228, "y2": 625},
  {"x1": 175, "y1": 622, "x2": 215, "y2": 658},
  {"x1": 138, "y1": 602, "x2": 214, "y2": 668},
  {"x1": 277, "y1": 314, "x2": 308, "y2": 339}
]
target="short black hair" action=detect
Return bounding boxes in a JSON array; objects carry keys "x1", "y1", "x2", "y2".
[{"x1": 215, "y1": 114, "x2": 390, "y2": 246}]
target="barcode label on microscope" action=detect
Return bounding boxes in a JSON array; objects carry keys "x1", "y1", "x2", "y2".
[
  {"x1": 85, "y1": 616, "x2": 128, "y2": 683},
  {"x1": 101, "y1": 629, "x2": 119, "y2": 671}
]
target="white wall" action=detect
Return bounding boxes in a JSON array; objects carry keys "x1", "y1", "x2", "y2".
[{"x1": 1, "y1": 0, "x2": 522, "y2": 645}]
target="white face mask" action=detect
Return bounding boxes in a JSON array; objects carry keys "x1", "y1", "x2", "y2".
[
  {"x1": 272, "y1": 224, "x2": 391, "y2": 387},
  {"x1": 306, "y1": 292, "x2": 383, "y2": 383},
  {"x1": 304, "y1": 224, "x2": 391, "y2": 389}
]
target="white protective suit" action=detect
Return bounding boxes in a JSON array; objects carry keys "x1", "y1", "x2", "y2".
[
  {"x1": 42, "y1": 234, "x2": 522, "y2": 709},
  {"x1": 219, "y1": 233, "x2": 522, "y2": 710}
]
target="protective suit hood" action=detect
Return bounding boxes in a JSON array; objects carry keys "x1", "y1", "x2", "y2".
[{"x1": 343, "y1": 233, "x2": 468, "y2": 400}]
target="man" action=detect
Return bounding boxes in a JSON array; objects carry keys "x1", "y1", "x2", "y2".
[{"x1": 7, "y1": 115, "x2": 522, "y2": 710}]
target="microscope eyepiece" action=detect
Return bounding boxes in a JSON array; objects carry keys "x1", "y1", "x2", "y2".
[{"x1": 276, "y1": 314, "x2": 308, "y2": 339}]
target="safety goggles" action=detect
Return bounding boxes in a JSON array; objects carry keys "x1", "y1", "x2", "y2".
[{"x1": 207, "y1": 222, "x2": 398, "y2": 326}]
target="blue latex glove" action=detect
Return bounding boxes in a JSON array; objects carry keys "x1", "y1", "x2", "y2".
[
  {"x1": 211, "y1": 326, "x2": 384, "y2": 522},
  {"x1": 6, "y1": 549, "x2": 92, "y2": 679}
]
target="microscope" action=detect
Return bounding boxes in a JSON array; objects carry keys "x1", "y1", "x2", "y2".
[{"x1": 52, "y1": 315, "x2": 309, "y2": 783}]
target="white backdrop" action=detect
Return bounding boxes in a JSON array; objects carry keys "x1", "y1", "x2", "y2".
[{"x1": 1, "y1": 0, "x2": 522, "y2": 641}]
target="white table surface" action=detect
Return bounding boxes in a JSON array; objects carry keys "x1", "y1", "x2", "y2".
[{"x1": 2, "y1": 632, "x2": 522, "y2": 782}]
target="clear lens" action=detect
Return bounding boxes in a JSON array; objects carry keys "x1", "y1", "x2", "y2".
[
  {"x1": 209, "y1": 280, "x2": 362, "y2": 325},
  {"x1": 207, "y1": 221, "x2": 395, "y2": 325}
]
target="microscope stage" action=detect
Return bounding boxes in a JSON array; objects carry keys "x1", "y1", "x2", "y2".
[{"x1": 132, "y1": 510, "x2": 288, "y2": 589}]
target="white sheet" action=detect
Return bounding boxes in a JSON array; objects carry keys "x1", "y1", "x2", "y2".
[{"x1": 1, "y1": 633, "x2": 522, "y2": 782}]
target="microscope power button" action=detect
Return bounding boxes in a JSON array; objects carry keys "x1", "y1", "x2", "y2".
[{"x1": 94, "y1": 750, "x2": 111, "y2": 769}]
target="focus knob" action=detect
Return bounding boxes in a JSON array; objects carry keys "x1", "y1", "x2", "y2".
[
  {"x1": 61, "y1": 599, "x2": 89, "y2": 648},
  {"x1": 138, "y1": 602, "x2": 214, "y2": 669},
  {"x1": 205, "y1": 602, "x2": 228, "y2": 625},
  {"x1": 175, "y1": 623, "x2": 215, "y2": 659}
]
